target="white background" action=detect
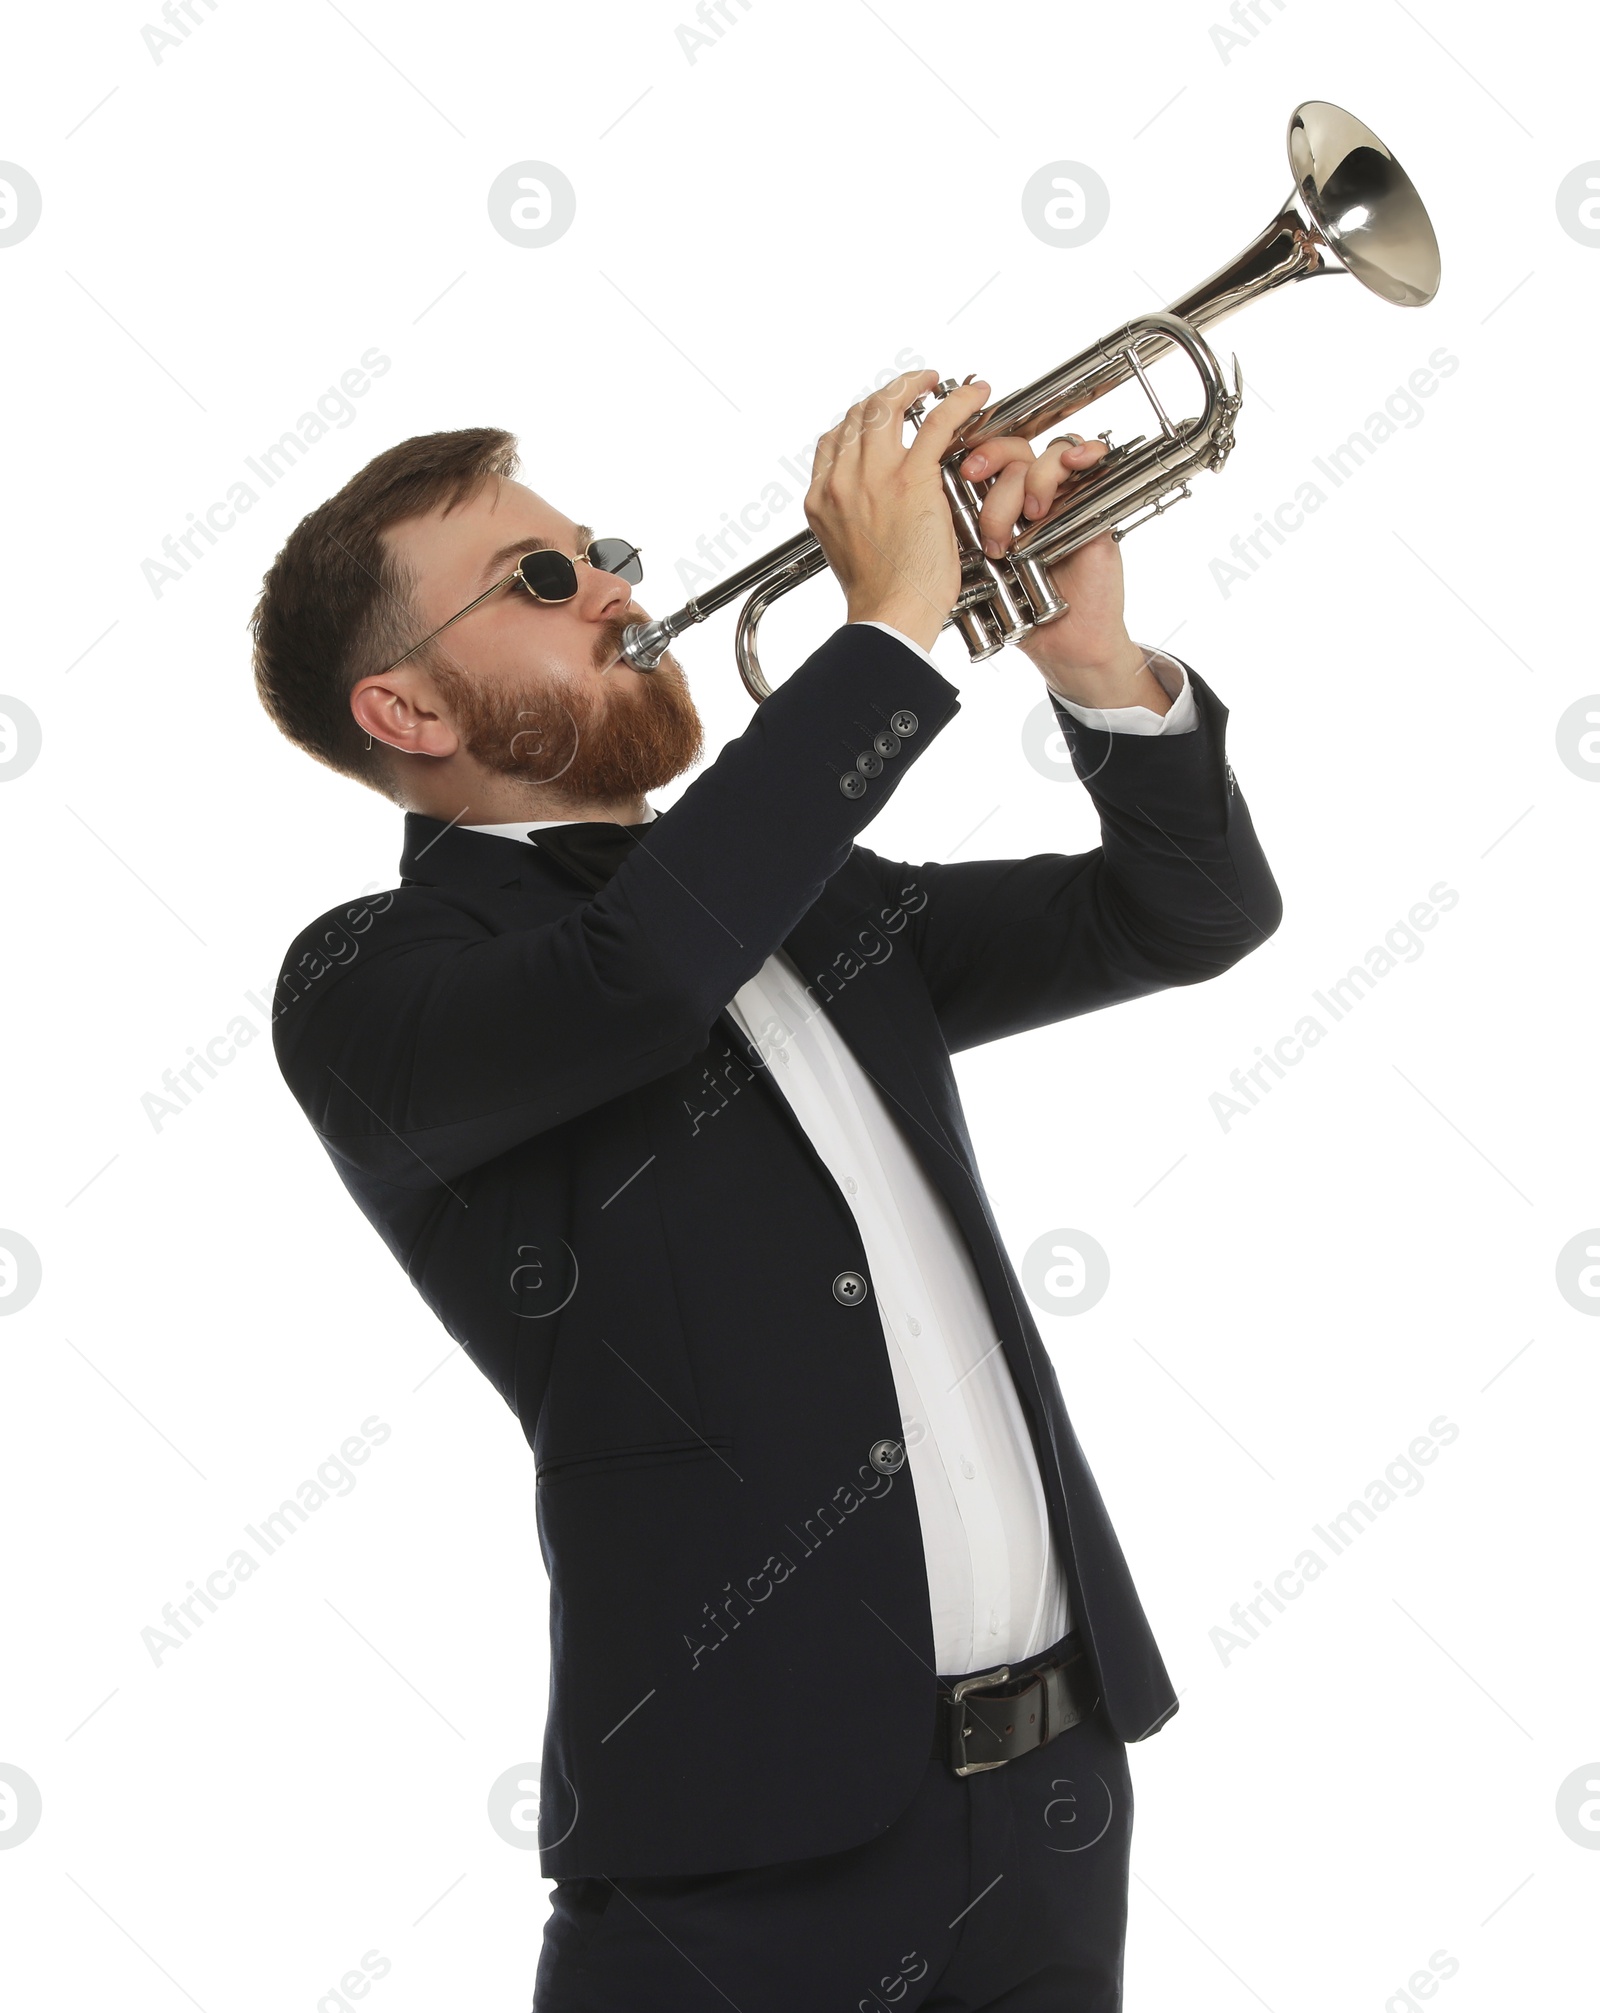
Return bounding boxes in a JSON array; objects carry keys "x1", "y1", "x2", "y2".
[{"x1": 2, "y1": 1, "x2": 1596, "y2": 2007}]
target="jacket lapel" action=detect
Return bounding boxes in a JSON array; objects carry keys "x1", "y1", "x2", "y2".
[
  {"x1": 771, "y1": 884, "x2": 1064, "y2": 1467},
  {"x1": 766, "y1": 885, "x2": 973, "y2": 1227}
]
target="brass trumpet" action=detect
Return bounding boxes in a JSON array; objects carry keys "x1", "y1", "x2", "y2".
[{"x1": 620, "y1": 100, "x2": 1441, "y2": 700}]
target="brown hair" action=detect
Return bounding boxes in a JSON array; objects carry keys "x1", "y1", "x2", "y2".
[{"x1": 249, "y1": 427, "x2": 520, "y2": 800}]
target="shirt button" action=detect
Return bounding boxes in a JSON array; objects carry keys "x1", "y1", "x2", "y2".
[
  {"x1": 869, "y1": 1438, "x2": 906, "y2": 1474},
  {"x1": 843, "y1": 1176, "x2": 858, "y2": 1194},
  {"x1": 960, "y1": 1455, "x2": 975, "y2": 1479},
  {"x1": 832, "y1": 1270, "x2": 868, "y2": 1305},
  {"x1": 839, "y1": 771, "x2": 867, "y2": 799},
  {"x1": 906, "y1": 1316, "x2": 921, "y2": 1336},
  {"x1": 890, "y1": 709, "x2": 919, "y2": 737}
]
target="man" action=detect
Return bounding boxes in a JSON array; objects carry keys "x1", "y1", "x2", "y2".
[{"x1": 251, "y1": 369, "x2": 1280, "y2": 2010}]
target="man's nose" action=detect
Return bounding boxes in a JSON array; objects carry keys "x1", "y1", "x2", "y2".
[{"x1": 579, "y1": 557, "x2": 633, "y2": 620}]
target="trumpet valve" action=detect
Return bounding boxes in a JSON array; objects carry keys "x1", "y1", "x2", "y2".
[
  {"x1": 901, "y1": 382, "x2": 962, "y2": 438},
  {"x1": 952, "y1": 601, "x2": 1007, "y2": 662},
  {"x1": 1011, "y1": 554, "x2": 1069, "y2": 627}
]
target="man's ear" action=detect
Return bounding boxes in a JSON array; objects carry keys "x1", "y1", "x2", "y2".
[{"x1": 351, "y1": 670, "x2": 459, "y2": 760}]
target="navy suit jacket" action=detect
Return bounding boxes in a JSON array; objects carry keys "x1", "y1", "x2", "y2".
[{"x1": 269, "y1": 622, "x2": 1281, "y2": 1877}]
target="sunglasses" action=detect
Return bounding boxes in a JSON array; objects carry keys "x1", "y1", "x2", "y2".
[{"x1": 377, "y1": 535, "x2": 645, "y2": 674}]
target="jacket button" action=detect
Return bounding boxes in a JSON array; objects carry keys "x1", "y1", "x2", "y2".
[
  {"x1": 832, "y1": 1270, "x2": 868, "y2": 1305},
  {"x1": 839, "y1": 771, "x2": 867, "y2": 799},
  {"x1": 890, "y1": 709, "x2": 918, "y2": 737},
  {"x1": 869, "y1": 1438, "x2": 906, "y2": 1474},
  {"x1": 855, "y1": 749, "x2": 884, "y2": 778},
  {"x1": 872, "y1": 729, "x2": 901, "y2": 758}
]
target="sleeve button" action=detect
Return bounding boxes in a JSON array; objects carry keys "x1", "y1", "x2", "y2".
[
  {"x1": 839, "y1": 771, "x2": 867, "y2": 799},
  {"x1": 890, "y1": 710, "x2": 918, "y2": 737},
  {"x1": 872, "y1": 729, "x2": 901, "y2": 758},
  {"x1": 855, "y1": 749, "x2": 884, "y2": 778}
]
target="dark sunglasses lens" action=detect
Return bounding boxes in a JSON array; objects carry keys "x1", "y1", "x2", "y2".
[
  {"x1": 588, "y1": 538, "x2": 644, "y2": 585},
  {"x1": 516, "y1": 551, "x2": 579, "y2": 600}
]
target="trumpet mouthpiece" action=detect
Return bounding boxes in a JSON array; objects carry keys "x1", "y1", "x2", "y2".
[{"x1": 620, "y1": 620, "x2": 670, "y2": 671}]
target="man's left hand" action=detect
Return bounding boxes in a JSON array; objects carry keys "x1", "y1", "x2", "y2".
[{"x1": 954, "y1": 431, "x2": 1168, "y2": 715}]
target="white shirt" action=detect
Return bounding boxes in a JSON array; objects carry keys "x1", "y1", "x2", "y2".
[{"x1": 467, "y1": 623, "x2": 1194, "y2": 1674}]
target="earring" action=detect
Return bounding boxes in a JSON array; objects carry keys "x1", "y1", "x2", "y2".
[{"x1": 365, "y1": 731, "x2": 373, "y2": 751}]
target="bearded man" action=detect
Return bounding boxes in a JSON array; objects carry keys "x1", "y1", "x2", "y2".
[{"x1": 250, "y1": 370, "x2": 1280, "y2": 2011}]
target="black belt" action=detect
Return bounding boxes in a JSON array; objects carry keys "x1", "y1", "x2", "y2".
[{"x1": 931, "y1": 1635, "x2": 1098, "y2": 1775}]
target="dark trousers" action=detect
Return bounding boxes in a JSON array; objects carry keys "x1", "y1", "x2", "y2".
[{"x1": 532, "y1": 1639, "x2": 1134, "y2": 2011}]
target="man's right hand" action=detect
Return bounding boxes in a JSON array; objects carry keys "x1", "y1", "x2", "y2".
[{"x1": 804, "y1": 369, "x2": 991, "y2": 653}]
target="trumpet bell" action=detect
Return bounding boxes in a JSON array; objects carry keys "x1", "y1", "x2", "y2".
[{"x1": 1289, "y1": 99, "x2": 1440, "y2": 308}]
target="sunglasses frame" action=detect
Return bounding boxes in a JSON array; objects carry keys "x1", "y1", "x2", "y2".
[{"x1": 375, "y1": 536, "x2": 643, "y2": 676}]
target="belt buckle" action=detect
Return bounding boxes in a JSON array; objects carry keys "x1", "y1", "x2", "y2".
[{"x1": 946, "y1": 1664, "x2": 1015, "y2": 1776}]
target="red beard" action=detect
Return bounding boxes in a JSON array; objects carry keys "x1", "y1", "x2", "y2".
[{"x1": 431, "y1": 623, "x2": 704, "y2": 804}]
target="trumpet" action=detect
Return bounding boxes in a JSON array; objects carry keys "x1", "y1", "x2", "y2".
[{"x1": 620, "y1": 99, "x2": 1441, "y2": 701}]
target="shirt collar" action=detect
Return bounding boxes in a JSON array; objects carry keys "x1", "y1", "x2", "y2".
[{"x1": 462, "y1": 804, "x2": 659, "y2": 845}]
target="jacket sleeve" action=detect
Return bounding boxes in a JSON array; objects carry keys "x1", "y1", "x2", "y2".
[
  {"x1": 271, "y1": 624, "x2": 961, "y2": 1189},
  {"x1": 858, "y1": 661, "x2": 1282, "y2": 1054}
]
